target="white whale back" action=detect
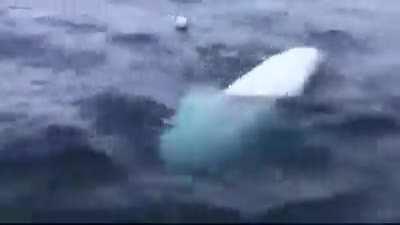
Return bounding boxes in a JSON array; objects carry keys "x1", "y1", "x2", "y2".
[{"x1": 224, "y1": 47, "x2": 323, "y2": 97}]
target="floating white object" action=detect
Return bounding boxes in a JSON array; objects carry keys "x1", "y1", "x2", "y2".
[
  {"x1": 224, "y1": 47, "x2": 323, "y2": 97},
  {"x1": 175, "y1": 15, "x2": 188, "y2": 30}
]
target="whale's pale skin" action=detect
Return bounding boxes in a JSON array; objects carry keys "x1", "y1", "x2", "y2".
[{"x1": 224, "y1": 47, "x2": 323, "y2": 97}]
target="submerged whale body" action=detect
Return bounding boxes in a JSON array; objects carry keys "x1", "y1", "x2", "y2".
[{"x1": 160, "y1": 47, "x2": 323, "y2": 173}]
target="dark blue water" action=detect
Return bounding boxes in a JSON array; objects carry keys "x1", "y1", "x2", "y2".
[{"x1": 0, "y1": 0, "x2": 400, "y2": 222}]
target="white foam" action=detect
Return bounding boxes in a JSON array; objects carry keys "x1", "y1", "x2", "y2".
[{"x1": 224, "y1": 47, "x2": 323, "y2": 97}]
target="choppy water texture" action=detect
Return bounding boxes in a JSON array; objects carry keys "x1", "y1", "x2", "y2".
[{"x1": 1, "y1": 0, "x2": 400, "y2": 222}]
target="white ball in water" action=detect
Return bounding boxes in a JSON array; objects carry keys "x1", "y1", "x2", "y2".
[{"x1": 175, "y1": 16, "x2": 188, "y2": 30}]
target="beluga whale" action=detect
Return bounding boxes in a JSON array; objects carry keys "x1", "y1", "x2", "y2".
[
  {"x1": 160, "y1": 46, "x2": 324, "y2": 174},
  {"x1": 225, "y1": 47, "x2": 322, "y2": 97}
]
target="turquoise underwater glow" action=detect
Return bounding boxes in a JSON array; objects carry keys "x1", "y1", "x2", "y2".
[{"x1": 160, "y1": 87, "x2": 305, "y2": 174}]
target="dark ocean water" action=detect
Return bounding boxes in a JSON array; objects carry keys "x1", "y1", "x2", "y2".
[{"x1": 1, "y1": 0, "x2": 400, "y2": 222}]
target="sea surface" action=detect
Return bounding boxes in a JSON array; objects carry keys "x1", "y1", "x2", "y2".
[{"x1": 0, "y1": 0, "x2": 400, "y2": 222}]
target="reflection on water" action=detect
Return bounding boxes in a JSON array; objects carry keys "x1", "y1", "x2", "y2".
[{"x1": 1, "y1": 0, "x2": 110, "y2": 18}]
